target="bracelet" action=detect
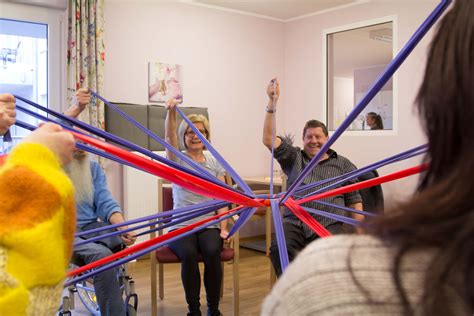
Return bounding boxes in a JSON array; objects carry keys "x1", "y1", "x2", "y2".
[{"x1": 265, "y1": 106, "x2": 276, "y2": 114}]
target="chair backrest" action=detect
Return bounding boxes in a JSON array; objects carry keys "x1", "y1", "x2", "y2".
[
  {"x1": 157, "y1": 183, "x2": 174, "y2": 226},
  {"x1": 105, "y1": 103, "x2": 209, "y2": 151},
  {"x1": 162, "y1": 186, "x2": 173, "y2": 212},
  {"x1": 358, "y1": 170, "x2": 384, "y2": 214}
]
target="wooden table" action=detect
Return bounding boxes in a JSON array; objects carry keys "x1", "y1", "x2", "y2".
[
  {"x1": 243, "y1": 175, "x2": 284, "y2": 188},
  {"x1": 241, "y1": 175, "x2": 286, "y2": 255}
]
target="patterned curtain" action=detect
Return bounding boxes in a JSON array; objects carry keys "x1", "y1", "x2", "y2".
[{"x1": 67, "y1": 0, "x2": 105, "y2": 130}]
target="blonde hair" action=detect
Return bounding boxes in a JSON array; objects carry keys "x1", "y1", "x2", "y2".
[{"x1": 177, "y1": 114, "x2": 211, "y2": 150}]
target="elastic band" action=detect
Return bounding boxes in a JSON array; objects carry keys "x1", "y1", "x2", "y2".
[
  {"x1": 284, "y1": 198, "x2": 331, "y2": 238},
  {"x1": 67, "y1": 205, "x2": 247, "y2": 282},
  {"x1": 14, "y1": 96, "x2": 242, "y2": 195},
  {"x1": 296, "y1": 144, "x2": 427, "y2": 196},
  {"x1": 91, "y1": 91, "x2": 224, "y2": 185},
  {"x1": 297, "y1": 164, "x2": 428, "y2": 205},
  {"x1": 71, "y1": 131, "x2": 263, "y2": 207},
  {"x1": 271, "y1": 199, "x2": 290, "y2": 273},
  {"x1": 175, "y1": 106, "x2": 253, "y2": 195}
]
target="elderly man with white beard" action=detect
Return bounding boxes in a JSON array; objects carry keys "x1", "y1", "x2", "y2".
[{"x1": 64, "y1": 89, "x2": 136, "y2": 316}]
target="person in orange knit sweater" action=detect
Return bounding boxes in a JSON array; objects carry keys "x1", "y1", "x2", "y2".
[{"x1": 0, "y1": 93, "x2": 77, "y2": 315}]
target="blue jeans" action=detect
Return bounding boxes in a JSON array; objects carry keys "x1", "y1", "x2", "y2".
[{"x1": 73, "y1": 238, "x2": 126, "y2": 316}]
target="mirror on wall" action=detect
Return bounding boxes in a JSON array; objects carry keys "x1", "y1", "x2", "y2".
[{"x1": 326, "y1": 21, "x2": 393, "y2": 131}]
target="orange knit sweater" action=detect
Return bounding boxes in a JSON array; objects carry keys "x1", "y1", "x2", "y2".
[{"x1": 0, "y1": 142, "x2": 76, "y2": 315}]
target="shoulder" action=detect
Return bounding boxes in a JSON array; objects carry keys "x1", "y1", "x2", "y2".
[
  {"x1": 203, "y1": 151, "x2": 223, "y2": 170},
  {"x1": 331, "y1": 151, "x2": 357, "y2": 169},
  {"x1": 274, "y1": 138, "x2": 301, "y2": 158},
  {"x1": 262, "y1": 235, "x2": 392, "y2": 315},
  {"x1": 263, "y1": 235, "x2": 434, "y2": 315},
  {"x1": 267, "y1": 234, "x2": 391, "y2": 287},
  {"x1": 89, "y1": 160, "x2": 106, "y2": 180},
  {"x1": 89, "y1": 160, "x2": 101, "y2": 172},
  {"x1": 291, "y1": 234, "x2": 391, "y2": 272}
]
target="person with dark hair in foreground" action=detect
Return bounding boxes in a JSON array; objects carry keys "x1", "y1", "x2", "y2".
[{"x1": 262, "y1": 0, "x2": 473, "y2": 315}]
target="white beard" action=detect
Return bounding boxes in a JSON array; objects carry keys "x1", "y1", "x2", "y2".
[{"x1": 65, "y1": 153, "x2": 94, "y2": 204}]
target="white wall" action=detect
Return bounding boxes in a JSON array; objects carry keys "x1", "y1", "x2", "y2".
[
  {"x1": 282, "y1": 1, "x2": 438, "y2": 204},
  {"x1": 333, "y1": 76, "x2": 354, "y2": 129},
  {"x1": 104, "y1": 1, "x2": 284, "y2": 177},
  {"x1": 103, "y1": 2, "x2": 284, "y2": 237}
]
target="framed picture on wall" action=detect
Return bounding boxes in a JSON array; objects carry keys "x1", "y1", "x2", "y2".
[{"x1": 148, "y1": 62, "x2": 183, "y2": 103}]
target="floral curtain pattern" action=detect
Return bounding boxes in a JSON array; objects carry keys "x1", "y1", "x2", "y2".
[{"x1": 67, "y1": 0, "x2": 105, "y2": 130}]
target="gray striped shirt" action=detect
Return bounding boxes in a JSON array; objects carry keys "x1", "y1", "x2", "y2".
[{"x1": 274, "y1": 138, "x2": 362, "y2": 237}]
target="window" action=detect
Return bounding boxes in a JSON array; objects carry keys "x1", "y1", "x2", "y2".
[
  {"x1": 0, "y1": 2, "x2": 65, "y2": 152},
  {"x1": 0, "y1": 19, "x2": 48, "y2": 149},
  {"x1": 324, "y1": 18, "x2": 396, "y2": 133}
]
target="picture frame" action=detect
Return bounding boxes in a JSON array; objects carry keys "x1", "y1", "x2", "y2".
[{"x1": 148, "y1": 62, "x2": 183, "y2": 103}]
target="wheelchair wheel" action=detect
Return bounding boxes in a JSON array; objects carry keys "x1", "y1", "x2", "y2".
[{"x1": 76, "y1": 278, "x2": 101, "y2": 315}]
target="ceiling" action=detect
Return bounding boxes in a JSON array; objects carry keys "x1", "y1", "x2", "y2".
[
  {"x1": 0, "y1": 0, "x2": 378, "y2": 23},
  {"x1": 3, "y1": 0, "x2": 68, "y2": 10},
  {"x1": 182, "y1": 0, "x2": 363, "y2": 21}
]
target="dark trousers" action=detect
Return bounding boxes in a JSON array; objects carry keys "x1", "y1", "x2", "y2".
[
  {"x1": 270, "y1": 221, "x2": 344, "y2": 277},
  {"x1": 169, "y1": 228, "x2": 223, "y2": 315}
]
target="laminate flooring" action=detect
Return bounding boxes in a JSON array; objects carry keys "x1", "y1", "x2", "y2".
[{"x1": 64, "y1": 248, "x2": 272, "y2": 316}]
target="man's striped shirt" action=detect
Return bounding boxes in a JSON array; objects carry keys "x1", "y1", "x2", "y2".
[{"x1": 273, "y1": 139, "x2": 362, "y2": 237}]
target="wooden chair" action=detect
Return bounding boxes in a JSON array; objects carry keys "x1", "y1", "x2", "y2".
[{"x1": 150, "y1": 179, "x2": 239, "y2": 316}]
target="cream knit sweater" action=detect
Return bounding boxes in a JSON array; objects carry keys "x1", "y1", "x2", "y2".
[{"x1": 262, "y1": 235, "x2": 468, "y2": 315}]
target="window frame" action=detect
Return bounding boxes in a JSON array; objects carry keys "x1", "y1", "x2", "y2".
[
  {"x1": 322, "y1": 15, "x2": 399, "y2": 136},
  {"x1": 0, "y1": 2, "x2": 66, "y2": 120}
]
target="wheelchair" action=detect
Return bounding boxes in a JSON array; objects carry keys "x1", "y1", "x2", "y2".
[
  {"x1": 58, "y1": 262, "x2": 138, "y2": 316},
  {"x1": 58, "y1": 225, "x2": 139, "y2": 316}
]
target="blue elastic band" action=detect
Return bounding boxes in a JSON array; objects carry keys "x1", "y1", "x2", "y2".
[
  {"x1": 75, "y1": 199, "x2": 226, "y2": 237},
  {"x1": 175, "y1": 106, "x2": 254, "y2": 195},
  {"x1": 65, "y1": 207, "x2": 247, "y2": 286},
  {"x1": 302, "y1": 206, "x2": 361, "y2": 227},
  {"x1": 295, "y1": 145, "x2": 427, "y2": 196},
  {"x1": 14, "y1": 96, "x2": 248, "y2": 198},
  {"x1": 271, "y1": 199, "x2": 289, "y2": 273},
  {"x1": 312, "y1": 200, "x2": 377, "y2": 218},
  {"x1": 91, "y1": 91, "x2": 224, "y2": 185},
  {"x1": 226, "y1": 207, "x2": 257, "y2": 238},
  {"x1": 298, "y1": 146, "x2": 427, "y2": 199}
]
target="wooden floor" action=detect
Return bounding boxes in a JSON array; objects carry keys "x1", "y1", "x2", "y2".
[{"x1": 67, "y1": 248, "x2": 272, "y2": 316}]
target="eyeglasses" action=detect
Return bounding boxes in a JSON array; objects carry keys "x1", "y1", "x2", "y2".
[{"x1": 185, "y1": 129, "x2": 207, "y2": 137}]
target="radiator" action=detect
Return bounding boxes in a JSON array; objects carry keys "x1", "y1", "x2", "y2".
[{"x1": 122, "y1": 151, "x2": 166, "y2": 244}]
